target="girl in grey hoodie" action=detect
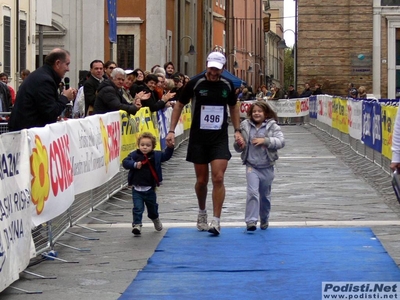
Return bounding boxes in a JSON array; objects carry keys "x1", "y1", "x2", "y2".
[{"x1": 233, "y1": 101, "x2": 285, "y2": 231}]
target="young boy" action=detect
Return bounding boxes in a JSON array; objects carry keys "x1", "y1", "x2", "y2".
[{"x1": 122, "y1": 132, "x2": 174, "y2": 236}]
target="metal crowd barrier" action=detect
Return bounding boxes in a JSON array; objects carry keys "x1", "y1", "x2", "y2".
[
  {"x1": 277, "y1": 115, "x2": 310, "y2": 125},
  {"x1": 31, "y1": 130, "x2": 189, "y2": 255},
  {"x1": 4, "y1": 112, "x2": 390, "y2": 256},
  {"x1": 309, "y1": 118, "x2": 392, "y2": 175},
  {"x1": 0, "y1": 116, "x2": 189, "y2": 257},
  {"x1": 0, "y1": 112, "x2": 10, "y2": 134}
]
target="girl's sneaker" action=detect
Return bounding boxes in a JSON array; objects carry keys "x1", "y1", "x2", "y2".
[{"x1": 246, "y1": 222, "x2": 257, "y2": 231}]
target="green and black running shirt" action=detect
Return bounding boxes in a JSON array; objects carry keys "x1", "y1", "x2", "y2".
[{"x1": 178, "y1": 73, "x2": 237, "y2": 145}]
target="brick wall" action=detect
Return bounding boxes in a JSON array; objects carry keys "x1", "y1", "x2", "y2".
[{"x1": 297, "y1": 0, "x2": 373, "y2": 97}]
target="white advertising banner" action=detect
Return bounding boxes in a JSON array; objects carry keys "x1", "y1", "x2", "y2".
[
  {"x1": 28, "y1": 122, "x2": 75, "y2": 226},
  {"x1": 348, "y1": 99, "x2": 363, "y2": 140},
  {"x1": 267, "y1": 98, "x2": 310, "y2": 117},
  {"x1": 66, "y1": 112, "x2": 121, "y2": 195},
  {"x1": 0, "y1": 130, "x2": 35, "y2": 292},
  {"x1": 238, "y1": 98, "x2": 309, "y2": 118},
  {"x1": 317, "y1": 95, "x2": 333, "y2": 127}
]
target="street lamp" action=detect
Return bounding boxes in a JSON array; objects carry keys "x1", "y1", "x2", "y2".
[
  {"x1": 277, "y1": 29, "x2": 296, "y2": 89},
  {"x1": 179, "y1": 35, "x2": 196, "y2": 75},
  {"x1": 243, "y1": 58, "x2": 253, "y2": 73},
  {"x1": 254, "y1": 63, "x2": 264, "y2": 76},
  {"x1": 180, "y1": 35, "x2": 196, "y2": 55},
  {"x1": 228, "y1": 54, "x2": 239, "y2": 70}
]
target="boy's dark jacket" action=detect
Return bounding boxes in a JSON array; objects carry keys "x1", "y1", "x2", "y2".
[{"x1": 122, "y1": 147, "x2": 174, "y2": 186}]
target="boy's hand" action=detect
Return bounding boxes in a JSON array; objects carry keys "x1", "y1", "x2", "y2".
[{"x1": 136, "y1": 161, "x2": 142, "y2": 169}]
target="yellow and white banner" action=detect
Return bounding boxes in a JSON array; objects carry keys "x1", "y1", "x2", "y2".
[{"x1": 0, "y1": 130, "x2": 35, "y2": 292}]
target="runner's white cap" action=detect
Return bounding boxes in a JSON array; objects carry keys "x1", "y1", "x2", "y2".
[{"x1": 207, "y1": 52, "x2": 226, "y2": 70}]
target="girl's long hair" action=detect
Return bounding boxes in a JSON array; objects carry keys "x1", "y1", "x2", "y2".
[{"x1": 246, "y1": 101, "x2": 278, "y2": 122}]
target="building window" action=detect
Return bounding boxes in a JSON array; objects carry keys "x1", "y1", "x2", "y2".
[
  {"x1": 20, "y1": 19, "x2": 27, "y2": 71},
  {"x1": 396, "y1": 30, "x2": 400, "y2": 98},
  {"x1": 3, "y1": 15, "x2": 11, "y2": 75},
  {"x1": 117, "y1": 35, "x2": 135, "y2": 69},
  {"x1": 382, "y1": 0, "x2": 400, "y2": 6}
]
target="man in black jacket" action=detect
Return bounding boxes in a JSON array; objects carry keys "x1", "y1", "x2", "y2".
[
  {"x1": 0, "y1": 81, "x2": 11, "y2": 112},
  {"x1": 299, "y1": 83, "x2": 313, "y2": 98},
  {"x1": 287, "y1": 84, "x2": 299, "y2": 99},
  {"x1": 84, "y1": 59, "x2": 104, "y2": 116},
  {"x1": 93, "y1": 67, "x2": 144, "y2": 115},
  {"x1": 8, "y1": 48, "x2": 76, "y2": 131}
]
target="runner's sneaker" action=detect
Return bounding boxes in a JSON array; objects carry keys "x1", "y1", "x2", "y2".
[
  {"x1": 208, "y1": 220, "x2": 220, "y2": 235},
  {"x1": 197, "y1": 213, "x2": 208, "y2": 231},
  {"x1": 152, "y1": 218, "x2": 163, "y2": 231},
  {"x1": 260, "y1": 220, "x2": 269, "y2": 230},
  {"x1": 132, "y1": 224, "x2": 142, "y2": 236},
  {"x1": 246, "y1": 222, "x2": 257, "y2": 231}
]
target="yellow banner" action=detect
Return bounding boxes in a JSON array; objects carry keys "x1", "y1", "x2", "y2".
[
  {"x1": 337, "y1": 98, "x2": 349, "y2": 134},
  {"x1": 120, "y1": 108, "x2": 161, "y2": 163},
  {"x1": 331, "y1": 97, "x2": 340, "y2": 130},
  {"x1": 331, "y1": 98, "x2": 348, "y2": 133},
  {"x1": 381, "y1": 105, "x2": 398, "y2": 159},
  {"x1": 183, "y1": 102, "x2": 192, "y2": 130}
]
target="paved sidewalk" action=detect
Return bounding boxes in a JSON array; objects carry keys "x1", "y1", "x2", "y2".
[{"x1": 2, "y1": 124, "x2": 400, "y2": 300}]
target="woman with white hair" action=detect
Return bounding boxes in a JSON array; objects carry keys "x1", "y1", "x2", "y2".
[{"x1": 93, "y1": 67, "x2": 147, "y2": 114}]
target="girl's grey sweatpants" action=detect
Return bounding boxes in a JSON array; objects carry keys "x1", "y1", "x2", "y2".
[{"x1": 245, "y1": 165, "x2": 275, "y2": 224}]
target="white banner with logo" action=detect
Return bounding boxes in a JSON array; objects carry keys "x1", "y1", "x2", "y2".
[
  {"x1": 267, "y1": 98, "x2": 310, "y2": 117},
  {"x1": 317, "y1": 95, "x2": 333, "y2": 127},
  {"x1": 348, "y1": 99, "x2": 363, "y2": 140},
  {"x1": 66, "y1": 113, "x2": 121, "y2": 195},
  {"x1": 0, "y1": 130, "x2": 35, "y2": 292},
  {"x1": 28, "y1": 122, "x2": 76, "y2": 226},
  {"x1": 238, "y1": 98, "x2": 309, "y2": 118},
  {"x1": 27, "y1": 112, "x2": 121, "y2": 225}
]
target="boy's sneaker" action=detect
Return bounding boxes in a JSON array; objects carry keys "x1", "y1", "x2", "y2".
[
  {"x1": 260, "y1": 220, "x2": 269, "y2": 230},
  {"x1": 132, "y1": 224, "x2": 142, "y2": 236},
  {"x1": 197, "y1": 213, "x2": 208, "y2": 231},
  {"x1": 208, "y1": 220, "x2": 220, "y2": 235},
  {"x1": 246, "y1": 222, "x2": 257, "y2": 231},
  {"x1": 152, "y1": 218, "x2": 163, "y2": 231}
]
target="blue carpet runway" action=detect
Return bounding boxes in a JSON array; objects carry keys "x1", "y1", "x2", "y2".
[{"x1": 119, "y1": 227, "x2": 400, "y2": 300}]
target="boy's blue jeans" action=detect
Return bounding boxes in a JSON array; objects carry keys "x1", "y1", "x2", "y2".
[{"x1": 132, "y1": 188, "x2": 159, "y2": 225}]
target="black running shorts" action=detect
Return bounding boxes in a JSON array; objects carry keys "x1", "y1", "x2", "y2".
[{"x1": 186, "y1": 138, "x2": 232, "y2": 164}]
